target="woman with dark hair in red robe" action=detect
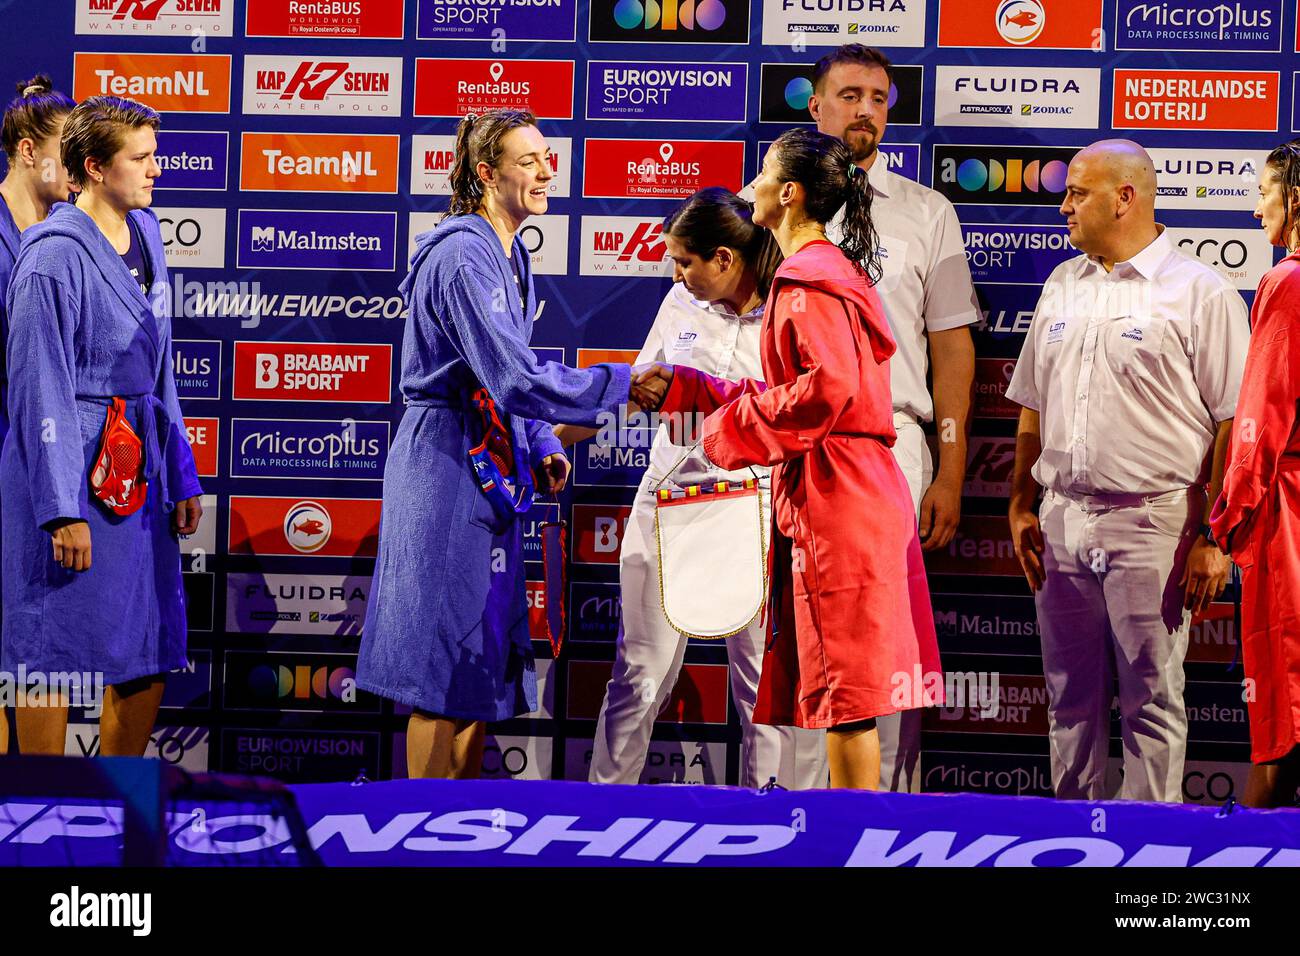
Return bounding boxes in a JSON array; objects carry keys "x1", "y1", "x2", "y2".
[
  {"x1": 633, "y1": 129, "x2": 942, "y2": 789},
  {"x1": 1210, "y1": 140, "x2": 1300, "y2": 808}
]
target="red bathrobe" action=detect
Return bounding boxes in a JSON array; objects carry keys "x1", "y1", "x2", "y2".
[
  {"x1": 660, "y1": 240, "x2": 943, "y2": 729},
  {"x1": 1210, "y1": 251, "x2": 1300, "y2": 764}
]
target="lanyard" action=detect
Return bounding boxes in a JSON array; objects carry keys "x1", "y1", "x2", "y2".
[{"x1": 467, "y1": 387, "x2": 534, "y2": 518}]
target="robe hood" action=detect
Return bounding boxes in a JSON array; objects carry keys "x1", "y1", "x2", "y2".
[
  {"x1": 773, "y1": 240, "x2": 896, "y2": 365},
  {"x1": 401, "y1": 212, "x2": 503, "y2": 303},
  {"x1": 20, "y1": 202, "x2": 161, "y2": 319}
]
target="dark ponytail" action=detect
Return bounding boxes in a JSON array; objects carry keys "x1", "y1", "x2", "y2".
[
  {"x1": 2, "y1": 74, "x2": 75, "y2": 161},
  {"x1": 770, "y1": 127, "x2": 881, "y2": 285},
  {"x1": 447, "y1": 108, "x2": 538, "y2": 217},
  {"x1": 1265, "y1": 138, "x2": 1300, "y2": 250},
  {"x1": 663, "y1": 186, "x2": 784, "y2": 298}
]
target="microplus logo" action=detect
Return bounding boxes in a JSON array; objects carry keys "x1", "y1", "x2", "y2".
[{"x1": 50, "y1": 886, "x2": 151, "y2": 936}]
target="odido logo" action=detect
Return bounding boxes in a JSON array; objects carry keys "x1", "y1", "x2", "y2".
[
  {"x1": 613, "y1": 0, "x2": 726, "y2": 30},
  {"x1": 590, "y1": 0, "x2": 748, "y2": 43},
  {"x1": 934, "y1": 145, "x2": 1077, "y2": 206},
  {"x1": 284, "y1": 500, "x2": 333, "y2": 554},
  {"x1": 996, "y1": 0, "x2": 1046, "y2": 44}
]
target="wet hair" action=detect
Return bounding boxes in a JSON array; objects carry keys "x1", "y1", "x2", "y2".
[
  {"x1": 448, "y1": 108, "x2": 539, "y2": 216},
  {"x1": 770, "y1": 127, "x2": 881, "y2": 283},
  {"x1": 811, "y1": 44, "x2": 893, "y2": 94},
  {"x1": 61, "y1": 95, "x2": 160, "y2": 189},
  {"x1": 1265, "y1": 139, "x2": 1300, "y2": 247},
  {"x1": 2, "y1": 74, "x2": 75, "y2": 161},
  {"x1": 662, "y1": 187, "x2": 784, "y2": 299}
]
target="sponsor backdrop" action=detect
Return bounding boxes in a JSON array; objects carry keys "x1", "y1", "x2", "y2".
[{"x1": 7, "y1": 0, "x2": 1287, "y2": 801}]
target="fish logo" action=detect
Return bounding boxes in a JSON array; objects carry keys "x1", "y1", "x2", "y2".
[
  {"x1": 284, "y1": 500, "x2": 332, "y2": 553},
  {"x1": 996, "y1": 0, "x2": 1046, "y2": 45}
]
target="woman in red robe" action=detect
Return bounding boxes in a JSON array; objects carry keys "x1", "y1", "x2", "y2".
[
  {"x1": 1211, "y1": 141, "x2": 1300, "y2": 808},
  {"x1": 635, "y1": 129, "x2": 942, "y2": 789}
]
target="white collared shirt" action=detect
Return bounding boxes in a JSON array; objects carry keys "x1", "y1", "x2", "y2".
[
  {"x1": 744, "y1": 161, "x2": 980, "y2": 422},
  {"x1": 634, "y1": 281, "x2": 769, "y2": 494},
  {"x1": 1006, "y1": 227, "x2": 1251, "y2": 497}
]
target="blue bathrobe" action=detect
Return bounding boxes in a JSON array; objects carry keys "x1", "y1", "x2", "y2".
[
  {"x1": 0, "y1": 196, "x2": 20, "y2": 650},
  {"x1": 1, "y1": 202, "x2": 202, "y2": 684},
  {"x1": 357, "y1": 213, "x2": 630, "y2": 720}
]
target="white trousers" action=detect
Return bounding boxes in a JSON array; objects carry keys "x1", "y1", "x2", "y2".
[
  {"x1": 1036, "y1": 488, "x2": 1198, "y2": 803},
  {"x1": 588, "y1": 484, "x2": 827, "y2": 788},
  {"x1": 588, "y1": 417, "x2": 930, "y2": 791},
  {"x1": 877, "y1": 416, "x2": 928, "y2": 792}
]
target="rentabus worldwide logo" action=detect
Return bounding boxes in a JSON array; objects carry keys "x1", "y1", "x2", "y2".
[
  {"x1": 932, "y1": 144, "x2": 1078, "y2": 206},
  {"x1": 589, "y1": 0, "x2": 750, "y2": 43}
]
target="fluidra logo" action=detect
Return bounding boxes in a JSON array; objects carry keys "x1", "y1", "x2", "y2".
[{"x1": 50, "y1": 886, "x2": 151, "y2": 936}]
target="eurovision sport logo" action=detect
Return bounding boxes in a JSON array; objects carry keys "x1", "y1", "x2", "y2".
[
  {"x1": 932, "y1": 145, "x2": 1078, "y2": 206},
  {"x1": 228, "y1": 497, "x2": 381, "y2": 558},
  {"x1": 226, "y1": 572, "x2": 371, "y2": 635},
  {"x1": 220, "y1": 728, "x2": 380, "y2": 782},
  {"x1": 414, "y1": 59, "x2": 575, "y2": 119},
  {"x1": 579, "y1": 217, "x2": 672, "y2": 277},
  {"x1": 1112, "y1": 69, "x2": 1279, "y2": 131},
  {"x1": 173, "y1": 340, "x2": 221, "y2": 399},
  {"x1": 588, "y1": 0, "x2": 751, "y2": 44},
  {"x1": 73, "y1": 52, "x2": 232, "y2": 113},
  {"x1": 240, "y1": 133, "x2": 400, "y2": 194},
  {"x1": 230, "y1": 418, "x2": 389, "y2": 481},
  {"x1": 233, "y1": 341, "x2": 392, "y2": 403},
  {"x1": 236, "y1": 209, "x2": 397, "y2": 272},
  {"x1": 938, "y1": 0, "x2": 1103, "y2": 49},
  {"x1": 153, "y1": 207, "x2": 226, "y2": 270},
  {"x1": 242, "y1": 56, "x2": 403, "y2": 116},
  {"x1": 184, "y1": 418, "x2": 219, "y2": 478},
  {"x1": 962, "y1": 223, "x2": 1077, "y2": 285},
  {"x1": 76, "y1": 0, "x2": 235, "y2": 35},
  {"x1": 582, "y1": 139, "x2": 745, "y2": 200},
  {"x1": 760, "y1": 0, "x2": 927, "y2": 47},
  {"x1": 1115, "y1": 0, "x2": 1282, "y2": 53},
  {"x1": 418, "y1": 0, "x2": 577, "y2": 40},
  {"x1": 411, "y1": 135, "x2": 571, "y2": 197},
  {"x1": 246, "y1": 0, "x2": 406, "y2": 38},
  {"x1": 586, "y1": 61, "x2": 747, "y2": 123},
  {"x1": 1150, "y1": 148, "x2": 1269, "y2": 211},
  {"x1": 758, "y1": 62, "x2": 923, "y2": 126},
  {"x1": 934, "y1": 66, "x2": 1100, "y2": 129},
  {"x1": 154, "y1": 131, "x2": 228, "y2": 191}
]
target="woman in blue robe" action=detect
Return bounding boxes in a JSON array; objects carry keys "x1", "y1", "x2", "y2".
[
  {"x1": 357, "y1": 110, "x2": 637, "y2": 779},
  {"x1": 0, "y1": 74, "x2": 76, "y2": 755},
  {"x1": 2, "y1": 96, "x2": 201, "y2": 756}
]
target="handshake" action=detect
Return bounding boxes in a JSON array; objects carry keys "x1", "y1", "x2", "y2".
[{"x1": 629, "y1": 361, "x2": 674, "y2": 412}]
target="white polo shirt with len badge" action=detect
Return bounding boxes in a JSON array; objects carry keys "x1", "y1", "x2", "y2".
[{"x1": 1005, "y1": 226, "x2": 1251, "y2": 497}]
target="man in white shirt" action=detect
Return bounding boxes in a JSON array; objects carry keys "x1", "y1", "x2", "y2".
[
  {"x1": 1006, "y1": 140, "x2": 1248, "y2": 802},
  {"x1": 804, "y1": 44, "x2": 980, "y2": 791}
]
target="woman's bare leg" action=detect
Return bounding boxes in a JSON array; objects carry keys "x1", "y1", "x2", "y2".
[
  {"x1": 406, "y1": 711, "x2": 460, "y2": 779},
  {"x1": 827, "y1": 719, "x2": 880, "y2": 790},
  {"x1": 99, "y1": 677, "x2": 165, "y2": 757},
  {"x1": 449, "y1": 720, "x2": 486, "y2": 779},
  {"x1": 15, "y1": 695, "x2": 69, "y2": 756},
  {"x1": 1243, "y1": 747, "x2": 1300, "y2": 809}
]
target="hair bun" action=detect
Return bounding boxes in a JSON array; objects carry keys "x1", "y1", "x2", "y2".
[{"x1": 17, "y1": 74, "x2": 53, "y2": 97}]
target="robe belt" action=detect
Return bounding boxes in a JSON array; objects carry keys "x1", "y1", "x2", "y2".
[{"x1": 77, "y1": 394, "x2": 175, "y2": 511}]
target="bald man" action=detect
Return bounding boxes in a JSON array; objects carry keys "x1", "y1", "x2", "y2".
[{"x1": 1006, "y1": 140, "x2": 1250, "y2": 802}]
